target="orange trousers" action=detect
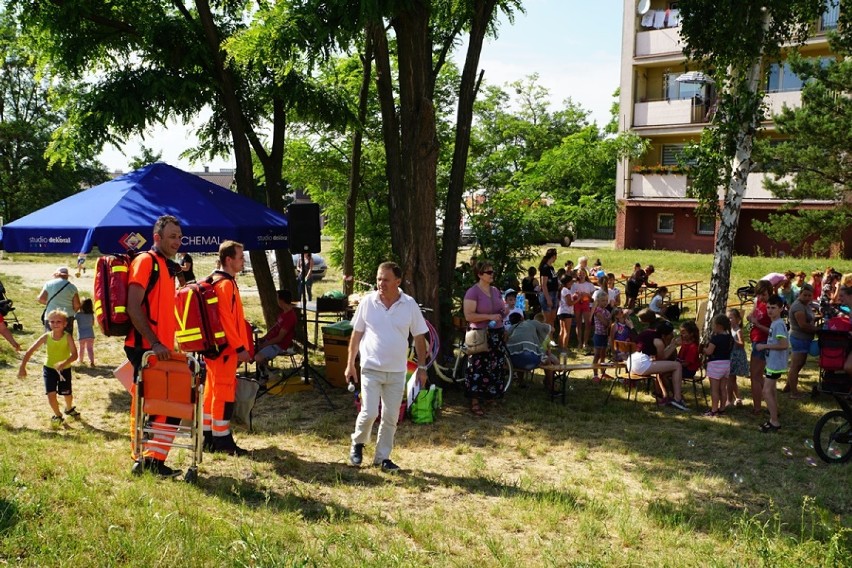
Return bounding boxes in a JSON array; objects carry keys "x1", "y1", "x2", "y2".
[{"x1": 203, "y1": 353, "x2": 237, "y2": 437}]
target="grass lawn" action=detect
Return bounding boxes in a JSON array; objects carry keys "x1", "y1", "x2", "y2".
[{"x1": 0, "y1": 247, "x2": 849, "y2": 567}]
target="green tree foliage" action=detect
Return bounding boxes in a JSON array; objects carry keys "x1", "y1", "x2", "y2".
[
  {"x1": 0, "y1": 15, "x2": 105, "y2": 223},
  {"x1": 128, "y1": 145, "x2": 163, "y2": 171},
  {"x1": 465, "y1": 82, "x2": 645, "y2": 283},
  {"x1": 752, "y1": 4, "x2": 852, "y2": 256}
]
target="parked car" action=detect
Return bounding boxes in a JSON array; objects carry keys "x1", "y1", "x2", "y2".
[
  {"x1": 241, "y1": 251, "x2": 327, "y2": 281},
  {"x1": 291, "y1": 253, "x2": 327, "y2": 281}
]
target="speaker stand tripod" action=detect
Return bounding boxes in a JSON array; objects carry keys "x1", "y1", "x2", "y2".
[{"x1": 288, "y1": 252, "x2": 335, "y2": 409}]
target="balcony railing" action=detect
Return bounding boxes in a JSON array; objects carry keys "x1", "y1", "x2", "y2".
[
  {"x1": 635, "y1": 28, "x2": 683, "y2": 57},
  {"x1": 628, "y1": 173, "x2": 787, "y2": 200},
  {"x1": 764, "y1": 90, "x2": 803, "y2": 117},
  {"x1": 633, "y1": 99, "x2": 710, "y2": 127}
]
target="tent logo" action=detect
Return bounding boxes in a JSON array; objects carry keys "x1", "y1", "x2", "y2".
[{"x1": 119, "y1": 232, "x2": 147, "y2": 251}]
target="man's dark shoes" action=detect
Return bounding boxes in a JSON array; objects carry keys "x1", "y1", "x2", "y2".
[
  {"x1": 211, "y1": 434, "x2": 250, "y2": 456},
  {"x1": 132, "y1": 457, "x2": 181, "y2": 478},
  {"x1": 380, "y1": 459, "x2": 401, "y2": 473},
  {"x1": 349, "y1": 443, "x2": 364, "y2": 466},
  {"x1": 202, "y1": 431, "x2": 215, "y2": 452}
]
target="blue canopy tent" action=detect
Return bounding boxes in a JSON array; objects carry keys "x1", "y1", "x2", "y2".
[{"x1": 0, "y1": 163, "x2": 288, "y2": 253}]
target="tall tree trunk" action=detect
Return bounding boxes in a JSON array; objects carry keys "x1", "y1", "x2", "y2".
[
  {"x1": 390, "y1": 3, "x2": 439, "y2": 316},
  {"x1": 343, "y1": 32, "x2": 373, "y2": 297},
  {"x1": 438, "y1": 0, "x2": 497, "y2": 351},
  {"x1": 703, "y1": 64, "x2": 762, "y2": 339},
  {"x1": 370, "y1": 21, "x2": 405, "y2": 260},
  {"x1": 195, "y1": 0, "x2": 279, "y2": 326}
]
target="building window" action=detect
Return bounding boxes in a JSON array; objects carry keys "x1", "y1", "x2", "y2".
[
  {"x1": 657, "y1": 213, "x2": 675, "y2": 234},
  {"x1": 821, "y1": 0, "x2": 840, "y2": 31},
  {"x1": 661, "y1": 144, "x2": 686, "y2": 166},
  {"x1": 766, "y1": 62, "x2": 805, "y2": 93},
  {"x1": 697, "y1": 216, "x2": 715, "y2": 235}
]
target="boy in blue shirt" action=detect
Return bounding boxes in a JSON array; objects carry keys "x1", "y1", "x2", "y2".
[{"x1": 755, "y1": 295, "x2": 788, "y2": 432}]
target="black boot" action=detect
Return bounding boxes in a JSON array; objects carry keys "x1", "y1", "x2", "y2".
[
  {"x1": 211, "y1": 433, "x2": 250, "y2": 457},
  {"x1": 131, "y1": 457, "x2": 181, "y2": 478},
  {"x1": 202, "y1": 431, "x2": 214, "y2": 452}
]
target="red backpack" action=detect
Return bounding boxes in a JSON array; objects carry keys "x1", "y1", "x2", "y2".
[
  {"x1": 93, "y1": 252, "x2": 158, "y2": 337},
  {"x1": 174, "y1": 277, "x2": 227, "y2": 359}
]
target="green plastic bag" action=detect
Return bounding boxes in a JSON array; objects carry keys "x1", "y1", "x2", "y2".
[{"x1": 409, "y1": 385, "x2": 442, "y2": 424}]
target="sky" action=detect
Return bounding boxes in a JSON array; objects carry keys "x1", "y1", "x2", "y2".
[{"x1": 97, "y1": 0, "x2": 625, "y2": 173}]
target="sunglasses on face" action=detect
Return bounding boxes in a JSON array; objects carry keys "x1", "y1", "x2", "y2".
[{"x1": 481, "y1": 270, "x2": 494, "y2": 275}]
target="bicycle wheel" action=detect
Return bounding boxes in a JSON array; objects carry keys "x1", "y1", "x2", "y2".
[
  {"x1": 813, "y1": 410, "x2": 852, "y2": 464},
  {"x1": 500, "y1": 351, "x2": 513, "y2": 394},
  {"x1": 452, "y1": 351, "x2": 468, "y2": 384}
]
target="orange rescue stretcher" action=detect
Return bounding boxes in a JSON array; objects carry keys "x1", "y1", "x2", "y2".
[{"x1": 132, "y1": 352, "x2": 205, "y2": 483}]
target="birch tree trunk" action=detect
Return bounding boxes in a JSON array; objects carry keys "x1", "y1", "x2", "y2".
[{"x1": 702, "y1": 63, "x2": 763, "y2": 339}]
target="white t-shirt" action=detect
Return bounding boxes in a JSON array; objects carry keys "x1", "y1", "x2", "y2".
[
  {"x1": 351, "y1": 290, "x2": 429, "y2": 373},
  {"x1": 649, "y1": 294, "x2": 665, "y2": 314},
  {"x1": 608, "y1": 288, "x2": 620, "y2": 307},
  {"x1": 557, "y1": 288, "x2": 574, "y2": 315}
]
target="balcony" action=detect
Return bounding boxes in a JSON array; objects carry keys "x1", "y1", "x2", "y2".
[
  {"x1": 745, "y1": 173, "x2": 784, "y2": 200},
  {"x1": 764, "y1": 90, "x2": 802, "y2": 117},
  {"x1": 635, "y1": 28, "x2": 683, "y2": 58},
  {"x1": 629, "y1": 173, "x2": 688, "y2": 198},
  {"x1": 628, "y1": 172, "x2": 786, "y2": 201},
  {"x1": 633, "y1": 99, "x2": 709, "y2": 127}
]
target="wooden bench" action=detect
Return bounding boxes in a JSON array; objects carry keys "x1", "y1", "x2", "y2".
[
  {"x1": 539, "y1": 362, "x2": 626, "y2": 404},
  {"x1": 672, "y1": 294, "x2": 708, "y2": 314}
]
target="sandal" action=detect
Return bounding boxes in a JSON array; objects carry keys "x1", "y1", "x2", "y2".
[
  {"x1": 471, "y1": 403, "x2": 485, "y2": 417},
  {"x1": 759, "y1": 421, "x2": 781, "y2": 433},
  {"x1": 703, "y1": 410, "x2": 717, "y2": 417}
]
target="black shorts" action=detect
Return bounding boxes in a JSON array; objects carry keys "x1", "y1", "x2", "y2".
[
  {"x1": 625, "y1": 282, "x2": 640, "y2": 299},
  {"x1": 557, "y1": 313, "x2": 573, "y2": 321},
  {"x1": 43, "y1": 366, "x2": 72, "y2": 395},
  {"x1": 764, "y1": 372, "x2": 782, "y2": 381}
]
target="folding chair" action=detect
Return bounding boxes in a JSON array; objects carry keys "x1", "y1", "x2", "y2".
[
  {"x1": 606, "y1": 341, "x2": 654, "y2": 403},
  {"x1": 682, "y1": 361, "x2": 708, "y2": 409}
]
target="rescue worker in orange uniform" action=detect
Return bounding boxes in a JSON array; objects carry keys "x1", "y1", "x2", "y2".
[
  {"x1": 126, "y1": 215, "x2": 183, "y2": 477},
  {"x1": 203, "y1": 240, "x2": 251, "y2": 455}
]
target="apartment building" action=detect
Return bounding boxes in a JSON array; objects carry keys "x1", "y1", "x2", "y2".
[{"x1": 615, "y1": 0, "x2": 847, "y2": 255}]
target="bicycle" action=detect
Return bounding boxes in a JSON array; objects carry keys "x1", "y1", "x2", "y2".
[
  {"x1": 430, "y1": 328, "x2": 513, "y2": 394},
  {"x1": 813, "y1": 392, "x2": 852, "y2": 464}
]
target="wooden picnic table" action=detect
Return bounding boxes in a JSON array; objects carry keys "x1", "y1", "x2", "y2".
[
  {"x1": 639, "y1": 279, "x2": 703, "y2": 308},
  {"x1": 539, "y1": 361, "x2": 626, "y2": 404}
]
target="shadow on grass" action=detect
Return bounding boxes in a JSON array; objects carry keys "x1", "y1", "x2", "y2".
[
  {"x1": 200, "y1": 443, "x2": 586, "y2": 523},
  {"x1": 107, "y1": 389, "x2": 132, "y2": 414},
  {"x1": 199, "y1": 472, "x2": 362, "y2": 523},
  {"x1": 0, "y1": 497, "x2": 20, "y2": 534},
  {"x1": 0, "y1": 417, "x2": 124, "y2": 442},
  {"x1": 246, "y1": 373, "x2": 849, "y2": 546}
]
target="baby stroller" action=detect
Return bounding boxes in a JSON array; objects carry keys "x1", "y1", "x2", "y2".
[
  {"x1": 812, "y1": 324, "x2": 852, "y2": 463},
  {"x1": 735, "y1": 280, "x2": 758, "y2": 305},
  {"x1": 812, "y1": 323, "x2": 852, "y2": 398},
  {"x1": 0, "y1": 280, "x2": 23, "y2": 331}
]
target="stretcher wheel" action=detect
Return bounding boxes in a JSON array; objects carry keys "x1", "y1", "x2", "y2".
[
  {"x1": 184, "y1": 468, "x2": 198, "y2": 484},
  {"x1": 130, "y1": 460, "x2": 145, "y2": 476},
  {"x1": 12, "y1": 323, "x2": 22, "y2": 331}
]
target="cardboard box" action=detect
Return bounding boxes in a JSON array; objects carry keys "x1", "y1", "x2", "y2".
[{"x1": 323, "y1": 334, "x2": 357, "y2": 388}]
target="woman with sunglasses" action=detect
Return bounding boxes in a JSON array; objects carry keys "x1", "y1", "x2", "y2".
[{"x1": 463, "y1": 260, "x2": 507, "y2": 416}]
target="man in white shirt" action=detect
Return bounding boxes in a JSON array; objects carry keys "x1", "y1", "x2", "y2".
[{"x1": 346, "y1": 262, "x2": 429, "y2": 472}]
